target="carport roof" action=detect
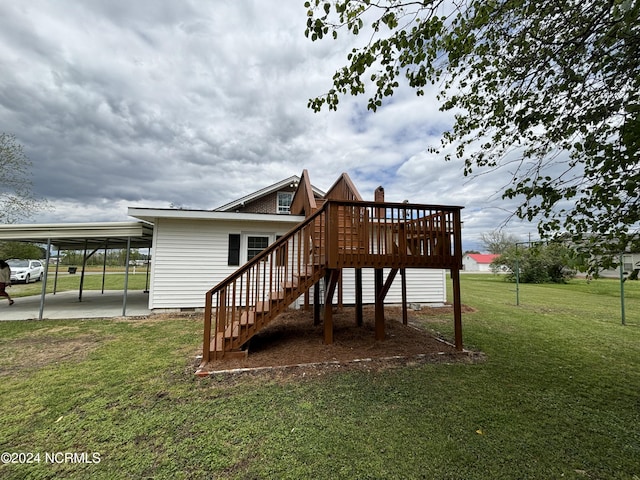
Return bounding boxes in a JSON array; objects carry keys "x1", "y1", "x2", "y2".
[{"x1": 0, "y1": 221, "x2": 153, "y2": 250}]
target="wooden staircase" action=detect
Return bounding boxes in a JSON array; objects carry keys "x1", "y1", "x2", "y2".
[
  {"x1": 199, "y1": 171, "x2": 465, "y2": 366},
  {"x1": 210, "y1": 263, "x2": 326, "y2": 359},
  {"x1": 201, "y1": 206, "x2": 328, "y2": 361}
]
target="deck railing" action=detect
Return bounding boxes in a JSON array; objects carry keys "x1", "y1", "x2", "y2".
[
  {"x1": 202, "y1": 200, "x2": 463, "y2": 362},
  {"x1": 324, "y1": 200, "x2": 463, "y2": 270}
]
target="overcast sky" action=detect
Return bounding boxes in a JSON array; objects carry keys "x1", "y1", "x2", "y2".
[{"x1": 0, "y1": 0, "x2": 537, "y2": 251}]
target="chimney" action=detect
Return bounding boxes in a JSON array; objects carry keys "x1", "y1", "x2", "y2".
[{"x1": 375, "y1": 186, "x2": 385, "y2": 218}]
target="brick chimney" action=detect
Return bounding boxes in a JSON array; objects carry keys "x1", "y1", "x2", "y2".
[{"x1": 375, "y1": 186, "x2": 385, "y2": 218}]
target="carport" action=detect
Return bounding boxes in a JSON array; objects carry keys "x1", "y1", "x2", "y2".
[{"x1": 0, "y1": 221, "x2": 153, "y2": 320}]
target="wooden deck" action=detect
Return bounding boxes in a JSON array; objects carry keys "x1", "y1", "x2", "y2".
[{"x1": 200, "y1": 172, "x2": 464, "y2": 364}]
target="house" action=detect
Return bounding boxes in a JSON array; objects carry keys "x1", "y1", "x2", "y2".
[
  {"x1": 462, "y1": 253, "x2": 500, "y2": 272},
  {"x1": 128, "y1": 174, "x2": 448, "y2": 313},
  {"x1": 596, "y1": 252, "x2": 640, "y2": 278},
  {"x1": 190, "y1": 170, "x2": 464, "y2": 363}
]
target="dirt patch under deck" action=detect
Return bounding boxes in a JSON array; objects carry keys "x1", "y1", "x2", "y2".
[{"x1": 197, "y1": 304, "x2": 483, "y2": 377}]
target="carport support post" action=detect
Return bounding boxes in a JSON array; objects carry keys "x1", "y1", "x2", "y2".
[
  {"x1": 38, "y1": 239, "x2": 51, "y2": 320},
  {"x1": 122, "y1": 237, "x2": 131, "y2": 317},
  {"x1": 101, "y1": 240, "x2": 109, "y2": 294},
  {"x1": 53, "y1": 249, "x2": 60, "y2": 294},
  {"x1": 144, "y1": 245, "x2": 151, "y2": 293},
  {"x1": 79, "y1": 240, "x2": 88, "y2": 302}
]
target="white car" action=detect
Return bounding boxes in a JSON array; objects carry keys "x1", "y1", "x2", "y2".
[{"x1": 8, "y1": 259, "x2": 45, "y2": 283}]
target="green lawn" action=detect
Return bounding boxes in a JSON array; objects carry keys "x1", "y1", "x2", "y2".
[
  {"x1": 0, "y1": 275, "x2": 638, "y2": 479},
  {"x1": 7, "y1": 271, "x2": 150, "y2": 297}
]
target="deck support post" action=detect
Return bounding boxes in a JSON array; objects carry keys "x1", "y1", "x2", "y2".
[
  {"x1": 451, "y1": 207, "x2": 464, "y2": 351},
  {"x1": 337, "y1": 270, "x2": 343, "y2": 311},
  {"x1": 374, "y1": 268, "x2": 385, "y2": 340},
  {"x1": 355, "y1": 268, "x2": 363, "y2": 326},
  {"x1": 401, "y1": 268, "x2": 408, "y2": 325},
  {"x1": 323, "y1": 269, "x2": 340, "y2": 344},
  {"x1": 304, "y1": 290, "x2": 310, "y2": 311},
  {"x1": 374, "y1": 268, "x2": 399, "y2": 340},
  {"x1": 451, "y1": 268, "x2": 463, "y2": 351}
]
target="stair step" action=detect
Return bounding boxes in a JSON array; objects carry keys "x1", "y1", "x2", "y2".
[
  {"x1": 270, "y1": 290, "x2": 285, "y2": 301},
  {"x1": 282, "y1": 280, "x2": 299, "y2": 290},
  {"x1": 222, "y1": 313, "x2": 256, "y2": 340},
  {"x1": 294, "y1": 266, "x2": 317, "y2": 278},
  {"x1": 240, "y1": 311, "x2": 256, "y2": 325},
  {"x1": 255, "y1": 301, "x2": 270, "y2": 313},
  {"x1": 209, "y1": 334, "x2": 247, "y2": 358},
  {"x1": 224, "y1": 323, "x2": 241, "y2": 339}
]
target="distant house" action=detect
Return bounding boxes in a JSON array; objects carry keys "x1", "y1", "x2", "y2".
[
  {"x1": 596, "y1": 252, "x2": 640, "y2": 278},
  {"x1": 462, "y1": 253, "x2": 500, "y2": 272},
  {"x1": 128, "y1": 174, "x2": 448, "y2": 312}
]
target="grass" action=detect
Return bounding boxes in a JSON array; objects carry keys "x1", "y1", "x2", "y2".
[
  {"x1": 0, "y1": 275, "x2": 639, "y2": 479},
  {"x1": 7, "y1": 271, "x2": 150, "y2": 298}
]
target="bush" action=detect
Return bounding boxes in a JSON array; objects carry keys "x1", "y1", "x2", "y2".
[{"x1": 493, "y1": 242, "x2": 576, "y2": 283}]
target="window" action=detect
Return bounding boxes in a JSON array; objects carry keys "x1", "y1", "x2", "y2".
[
  {"x1": 247, "y1": 236, "x2": 269, "y2": 260},
  {"x1": 277, "y1": 191, "x2": 293, "y2": 214},
  {"x1": 228, "y1": 234, "x2": 241, "y2": 266}
]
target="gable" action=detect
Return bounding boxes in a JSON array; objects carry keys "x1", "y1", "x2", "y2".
[
  {"x1": 230, "y1": 186, "x2": 297, "y2": 214},
  {"x1": 216, "y1": 175, "x2": 324, "y2": 214}
]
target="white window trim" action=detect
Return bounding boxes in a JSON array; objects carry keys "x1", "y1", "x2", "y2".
[
  {"x1": 277, "y1": 191, "x2": 293, "y2": 214},
  {"x1": 241, "y1": 232, "x2": 276, "y2": 264}
]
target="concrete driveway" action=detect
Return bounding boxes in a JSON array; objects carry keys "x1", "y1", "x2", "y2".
[{"x1": 0, "y1": 290, "x2": 150, "y2": 321}]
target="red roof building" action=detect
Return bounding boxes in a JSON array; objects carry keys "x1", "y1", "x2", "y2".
[{"x1": 462, "y1": 253, "x2": 500, "y2": 272}]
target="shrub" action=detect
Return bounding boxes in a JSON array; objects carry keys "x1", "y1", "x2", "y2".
[{"x1": 493, "y1": 242, "x2": 576, "y2": 283}]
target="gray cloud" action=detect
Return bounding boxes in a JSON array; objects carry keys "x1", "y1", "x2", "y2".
[{"x1": 0, "y1": 0, "x2": 537, "y2": 251}]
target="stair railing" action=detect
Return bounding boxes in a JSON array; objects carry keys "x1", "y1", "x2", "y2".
[{"x1": 202, "y1": 206, "x2": 327, "y2": 362}]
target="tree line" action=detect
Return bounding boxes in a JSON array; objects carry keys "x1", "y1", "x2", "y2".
[
  {"x1": 477, "y1": 230, "x2": 639, "y2": 283},
  {"x1": 0, "y1": 241, "x2": 149, "y2": 267}
]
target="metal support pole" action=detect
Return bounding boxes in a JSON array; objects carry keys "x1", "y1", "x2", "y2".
[
  {"x1": 144, "y1": 245, "x2": 151, "y2": 293},
  {"x1": 79, "y1": 240, "x2": 88, "y2": 302},
  {"x1": 620, "y1": 253, "x2": 626, "y2": 326},
  {"x1": 122, "y1": 237, "x2": 131, "y2": 317},
  {"x1": 515, "y1": 243, "x2": 520, "y2": 306},
  {"x1": 101, "y1": 240, "x2": 109, "y2": 294},
  {"x1": 38, "y1": 239, "x2": 51, "y2": 320},
  {"x1": 53, "y1": 248, "x2": 60, "y2": 294}
]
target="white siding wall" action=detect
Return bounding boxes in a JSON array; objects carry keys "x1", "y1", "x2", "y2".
[
  {"x1": 149, "y1": 218, "x2": 448, "y2": 310},
  {"x1": 336, "y1": 268, "x2": 446, "y2": 304},
  {"x1": 149, "y1": 218, "x2": 296, "y2": 310},
  {"x1": 462, "y1": 256, "x2": 480, "y2": 271}
]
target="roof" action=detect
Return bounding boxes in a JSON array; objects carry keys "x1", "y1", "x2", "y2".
[
  {"x1": 0, "y1": 221, "x2": 153, "y2": 250},
  {"x1": 466, "y1": 253, "x2": 500, "y2": 264},
  {"x1": 214, "y1": 175, "x2": 325, "y2": 212},
  {"x1": 127, "y1": 207, "x2": 305, "y2": 224}
]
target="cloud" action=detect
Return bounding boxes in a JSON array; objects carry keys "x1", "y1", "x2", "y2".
[{"x1": 0, "y1": 0, "x2": 538, "y2": 252}]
